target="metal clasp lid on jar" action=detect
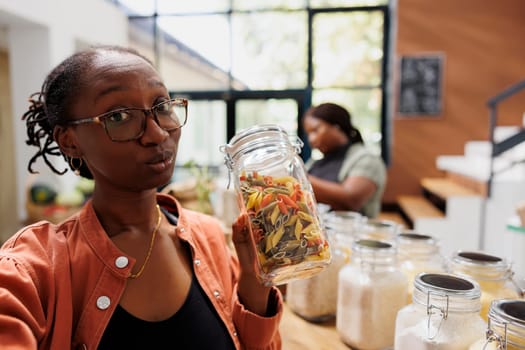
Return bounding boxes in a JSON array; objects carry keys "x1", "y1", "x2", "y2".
[
  {"x1": 412, "y1": 273, "x2": 482, "y2": 340},
  {"x1": 352, "y1": 239, "x2": 397, "y2": 271},
  {"x1": 425, "y1": 291, "x2": 449, "y2": 340},
  {"x1": 357, "y1": 218, "x2": 400, "y2": 243},
  {"x1": 449, "y1": 251, "x2": 524, "y2": 297},
  {"x1": 219, "y1": 124, "x2": 303, "y2": 188},
  {"x1": 396, "y1": 231, "x2": 441, "y2": 258},
  {"x1": 483, "y1": 299, "x2": 525, "y2": 349}
]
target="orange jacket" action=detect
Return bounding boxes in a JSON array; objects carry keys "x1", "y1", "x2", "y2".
[{"x1": 0, "y1": 193, "x2": 282, "y2": 349}]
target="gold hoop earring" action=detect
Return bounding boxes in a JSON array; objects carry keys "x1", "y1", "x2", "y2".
[{"x1": 69, "y1": 157, "x2": 83, "y2": 176}]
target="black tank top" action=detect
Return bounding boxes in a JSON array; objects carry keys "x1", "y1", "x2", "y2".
[
  {"x1": 98, "y1": 208, "x2": 235, "y2": 349},
  {"x1": 98, "y1": 274, "x2": 235, "y2": 349}
]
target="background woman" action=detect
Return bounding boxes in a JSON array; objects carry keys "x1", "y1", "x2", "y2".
[{"x1": 302, "y1": 102, "x2": 387, "y2": 218}]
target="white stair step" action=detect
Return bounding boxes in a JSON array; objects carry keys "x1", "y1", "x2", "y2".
[
  {"x1": 436, "y1": 155, "x2": 525, "y2": 182},
  {"x1": 464, "y1": 141, "x2": 491, "y2": 158},
  {"x1": 494, "y1": 125, "x2": 522, "y2": 142},
  {"x1": 464, "y1": 139, "x2": 525, "y2": 161},
  {"x1": 421, "y1": 177, "x2": 479, "y2": 198},
  {"x1": 397, "y1": 195, "x2": 444, "y2": 227}
]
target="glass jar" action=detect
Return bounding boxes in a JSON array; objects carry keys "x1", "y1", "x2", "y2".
[
  {"x1": 356, "y1": 218, "x2": 400, "y2": 243},
  {"x1": 286, "y1": 226, "x2": 352, "y2": 322},
  {"x1": 449, "y1": 250, "x2": 523, "y2": 321},
  {"x1": 397, "y1": 231, "x2": 446, "y2": 304},
  {"x1": 469, "y1": 299, "x2": 525, "y2": 350},
  {"x1": 220, "y1": 124, "x2": 331, "y2": 286},
  {"x1": 395, "y1": 273, "x2": 486, "y2": 349},
  {"x1": 322, "y1": 210, "x2": 363, "y2": 262},
  {"x1": 323, "y1": 210, "x2": 364, "y2": 234},
  {"x1": 336, "y1": 239, "x2": 408, "y2": 349}
]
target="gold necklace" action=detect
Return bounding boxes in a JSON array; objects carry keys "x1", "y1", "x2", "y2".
[{"x1": 128, "y1": 204, "x2": 162, "y2": 279}]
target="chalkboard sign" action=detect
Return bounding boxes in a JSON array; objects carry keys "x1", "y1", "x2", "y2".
[{"x1": 398, "y1": 54, "x2": 443, "y2": 116}]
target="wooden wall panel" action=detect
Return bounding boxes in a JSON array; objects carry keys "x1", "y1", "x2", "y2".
[{"x1": 384, "y1": 0, "x2": 525, "y2": 204}]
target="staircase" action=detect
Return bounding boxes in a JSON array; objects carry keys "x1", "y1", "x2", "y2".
[
  {"x1": 396, "y1": 80, "x2": 525, "y2": 264},
  {"x1": 397, "y1": 175, "x2": 485, "y2": 258},
  {"x1": 399, "y1": 176, "x2": 485, "y2": 223}
]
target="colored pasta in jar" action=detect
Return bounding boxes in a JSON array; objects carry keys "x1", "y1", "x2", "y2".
[{"x1": 239, "y1": 172, "x2": 330, "y2": 279}]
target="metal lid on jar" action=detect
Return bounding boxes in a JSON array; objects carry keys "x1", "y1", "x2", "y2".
[
  {"x1": 397, "y1": 231, "x2": 436, "y2": 242},
  {"x1": 487, "y1": 299, "x2": 525, "y2": 347},
  {"x1": 450, "y1": 250, "x2": 513, "y2": 281},
  {"x1": 323, "y1": 210, "x2": 363, "y2": 233},
  {"x1": 364, "y1": 218, "x2": 399, "y2": 230},
  {"x1": 396, "y1": 231, "x2": 440, "y2": 255},
  {"x1": 325, "y1": 210, "x2": 363, "y2": 223},
  {"x1": 352, "y1": 239, "x2": 397, "y2": 270},
  {"x1": 353, "y1": 238, "x2": 394, "y2": 250},
  {"x1": 357, "y1": 218, "x2": 400, "y2": 242},
  {"x1": 351, "y1": 239, "x2": 397, "y2": 263},
  {"x1": 489, "y1": 299, "x2": 525, "y2": 325},
  {"x1": 413, "y1": 273, "x2": 481, "y2": 314}
]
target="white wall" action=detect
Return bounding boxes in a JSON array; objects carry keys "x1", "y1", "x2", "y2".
[{"x1": 0, "y1": 0, "x2": 128, "y2": 222}]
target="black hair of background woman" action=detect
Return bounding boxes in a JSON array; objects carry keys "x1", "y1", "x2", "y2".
[{"x1": 304, "y1": 103, "x2": 364, "y2": 144}]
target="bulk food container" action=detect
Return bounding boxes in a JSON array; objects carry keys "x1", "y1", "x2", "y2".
[
  {"x1": 395, "y1": 273, "x2": 486, "y2": 350},
  {"x1": 449, "y1": 250, "x2": 524, "y2": 320},
  {"x1": 337, "y1": 239, "x2": 408, "y2": 349},
  {"x1": 220, "y1": 124, "x2": 331, "y2": 286},
  {"x1": 469, "y1": 299, "x2": 525, "y2": 350}
]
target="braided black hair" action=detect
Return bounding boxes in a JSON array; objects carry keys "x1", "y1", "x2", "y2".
[{"x1": 21, "y1": 45, "x2": 153, "y2": 179}]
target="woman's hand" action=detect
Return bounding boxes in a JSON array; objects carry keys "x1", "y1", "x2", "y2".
[{"x1": 232, "y1": 212, "x2": 272, "y2": 316}]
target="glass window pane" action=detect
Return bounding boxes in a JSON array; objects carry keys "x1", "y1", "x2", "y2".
[
  {"x1": 310, "y1": 0, "x2": 388, "y2": 7},
  {"x1": 231, "y1": 12, "x2": 307, "y2": 90},
  {"x1": 157, "y1": 0, "x2": 230, "y2": 14},
  {"x1": 312, "y1": 88, "x2": 382, "y2": 154},
  {"x1": 128, "y1": 18, "x2": 157, "y2": 64},
  {"x1": 312, "y1": 11, "x2": 384, "y2": 88},
  {"x1": 233, "y1": 0, "x2": 306, "y2": 11},
  {"x1": 157, "y1": 15, "x2": 231, "y2": 91},
  {"x1": 176, "y1": 100, "x2": 227, "y2": 171},
  {"x1": 236, "y1": 99, "x2": 299, "y2": 136},
  {"x1": 114, "y1": 0, "x2": 155, "y2": 15}
]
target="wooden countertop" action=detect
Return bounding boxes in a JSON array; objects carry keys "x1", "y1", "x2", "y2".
[{"x1": 280, "y1": 302, "x2": 350, "y2": 350}]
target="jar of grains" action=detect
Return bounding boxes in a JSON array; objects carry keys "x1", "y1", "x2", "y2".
[
  {"x1": 322, "y1": 210, "x2": 363, "y2": 263},
  {"x1": 396, "y1": 231, "x2": 446, "y2": 304},
  {"x1": 323, "y1": 210, "x2": 363, "y2": 234},
  {"x1": 395, "y1": 273, "x2": 486, "y2": 350},
  {"x1": 356, "y1": 218, "x2": 400, "y2": 243},
  {"x1": 220, "y1": 124, "x2": 331, "y2": 286},
  {"x1": 469, "y1": 299, "x2": 525, "y2": 350},
  {"x1": 286, "y1": 219, "x2": 354, "y2": 322},
  {"x1": 336, "y1": 239, "x2": 408, "y2": 349},
  {"x1": 448, "y1": 250, "x2": 524, "y2": 321}
]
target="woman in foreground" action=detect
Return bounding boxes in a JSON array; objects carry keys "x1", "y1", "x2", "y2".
[{"x1": 0, "y1": 45, "x2": 282, "y2": 349}]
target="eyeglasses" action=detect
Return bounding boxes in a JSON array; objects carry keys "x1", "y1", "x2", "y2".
[{"x1": 65, "y1": 98, "x2": 188, "y2": 142}]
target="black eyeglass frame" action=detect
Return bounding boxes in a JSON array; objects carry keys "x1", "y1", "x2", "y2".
[{"x1": 63, "y1": 98, "x2": 188, "y2": 142}]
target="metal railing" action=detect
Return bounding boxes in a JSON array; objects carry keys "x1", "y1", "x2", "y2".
[
  {"x1": 486, "y1": 79, "x2": 525, "y2": 197},
  {"x1": 478, "y1": 79, "x2": 525, "y2": 250}
]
